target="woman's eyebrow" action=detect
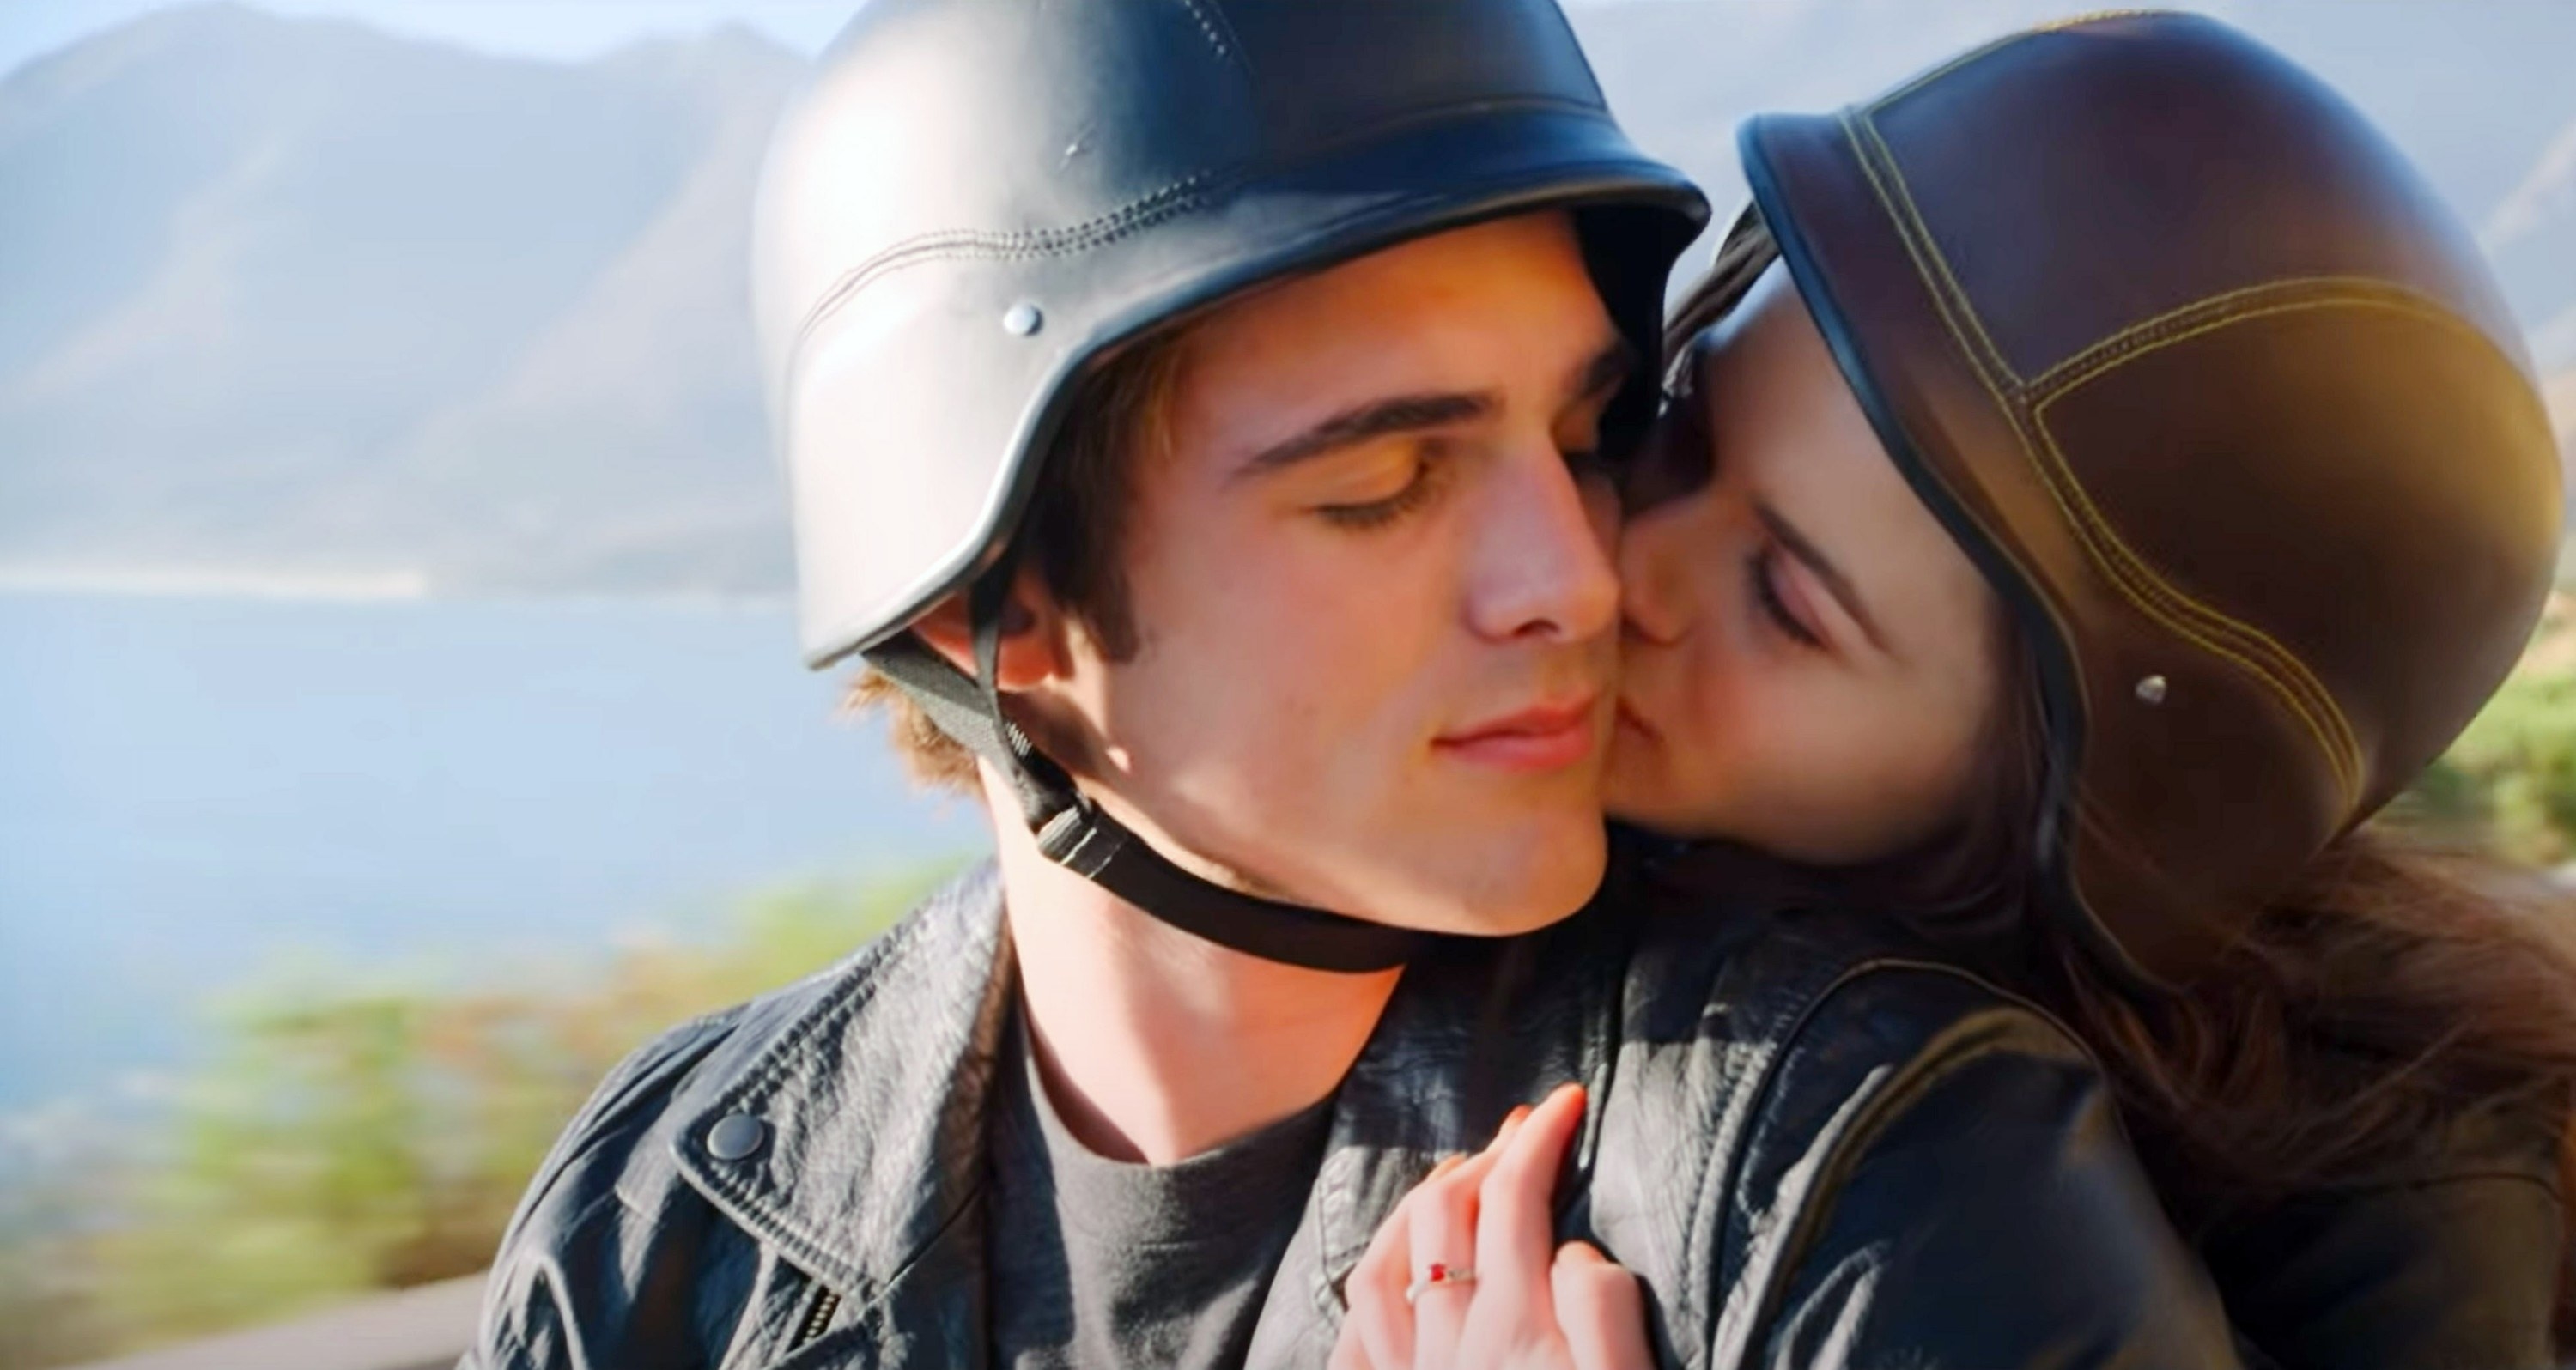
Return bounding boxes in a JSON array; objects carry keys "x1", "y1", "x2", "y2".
[{"x1": 1755, "y1": 501, "x2": 1889, "y2": 654}]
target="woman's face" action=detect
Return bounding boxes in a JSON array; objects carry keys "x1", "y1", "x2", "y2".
[{"x1": 1606, "y1": 261, "x2": 2002, "y2": 865}]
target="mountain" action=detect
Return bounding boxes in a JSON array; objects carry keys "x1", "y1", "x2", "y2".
[
  {"x1": 2491, "y1": 116, "x2": 2576, "y2": 373},
  {"x1": 0, "y1": 3, "x2": 804, "y2": 595},
  {"x1": 0, "y1": 1, "x2": 2570, "y2": 596}
]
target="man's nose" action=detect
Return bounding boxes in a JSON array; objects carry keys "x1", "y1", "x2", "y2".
[{"x1": 1463, "y1": 446, "x2": 1622, "y2": 645}]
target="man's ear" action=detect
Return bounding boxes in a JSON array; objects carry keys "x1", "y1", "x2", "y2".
[{"x1": 907, "y1": 566, "x2": 1070, "y2": 692}]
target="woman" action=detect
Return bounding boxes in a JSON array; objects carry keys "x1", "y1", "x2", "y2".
[{"x1": 1334, "y1": 11, "x2": 2573, "y2": 1369}]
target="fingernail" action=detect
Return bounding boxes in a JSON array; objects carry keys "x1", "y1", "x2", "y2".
[
  {"x1": 1557, "y1": 1240, "x2": 1604, "y2": 1264},
  {"x1": 1425, "y1": 1152, "x2": 1467, "y2": 1180},
  {"x1": 1495, "y1": 1105, "x2": 1534, "y2": 1144}
]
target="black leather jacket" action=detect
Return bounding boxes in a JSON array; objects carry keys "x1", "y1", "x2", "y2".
[{"x1": 462, "y1": 863, "x2": 2559, "y2": 1368}]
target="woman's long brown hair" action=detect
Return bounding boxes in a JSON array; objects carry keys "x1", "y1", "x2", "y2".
[
  {"x1": 1970, "y1": 627, "x2": 2576, "y2": 1213},
  {"x1": 1954, "y1": 622, "x2": 2576, "y2": 1338},
  {"x1": 1667, "y1": 216, "x2": 2576, "y2": 1332}
]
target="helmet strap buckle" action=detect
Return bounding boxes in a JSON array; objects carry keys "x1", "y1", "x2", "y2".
[{"x1": 862, "y1": 558, "x2": 1425, "y2": 973}]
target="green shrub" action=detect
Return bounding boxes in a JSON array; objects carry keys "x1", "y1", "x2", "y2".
[
  {"x1": 2412, "y1": 662, "x2": 2576, "y2": 865},
  {"x1": 2405, "y1": 597, "x2": 2576, "y2": 866},
  {"x1": 0, "y1": 863, "x2": 962, "y2": 1367}
]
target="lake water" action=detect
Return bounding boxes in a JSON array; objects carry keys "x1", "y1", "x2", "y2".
[{"x1": 0, "y1": 591, "x2": 987, "y2": 1117}]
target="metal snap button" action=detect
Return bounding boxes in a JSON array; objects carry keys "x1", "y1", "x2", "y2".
[
  {"x1": 1002, "y1": 302, "x2": 1043, "y2": 336},
  {"x1": 2135, "y1": 674, "x2": 2169, "y2": 706},
  {"x1": 707, "y1": 1113, "x2": 770, "y2": 1161}
]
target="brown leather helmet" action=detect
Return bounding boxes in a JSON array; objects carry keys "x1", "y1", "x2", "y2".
[{"x1": 1718, "y1": 12, "x2": 2562, "y2": 989}]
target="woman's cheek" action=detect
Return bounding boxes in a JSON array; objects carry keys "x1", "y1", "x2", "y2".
[
  {"x1": 1696, "y1": 655, "x2": 1793, "y2": 813},
  {"x1": 1755, "y1": 676, "x2": 1899, "y2": 859}
]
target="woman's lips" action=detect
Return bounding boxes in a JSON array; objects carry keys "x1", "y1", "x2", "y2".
[{"x1": 1435, "y1": 696, "x2": 1601, "y2": 773}]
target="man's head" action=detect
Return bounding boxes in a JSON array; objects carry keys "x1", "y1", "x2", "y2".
[
  {"x1": 896, "y1": 212, "x2": 1626, "y2": 933},
  {"x1": 759, "y1": 0, "x2": 1705, "y2": 961}
]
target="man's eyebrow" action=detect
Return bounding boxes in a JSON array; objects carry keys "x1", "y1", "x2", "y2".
[
  {"x1": 1237, "y1": 391, "x2": 1493, "y2": 476},
  {"x1": 1235, "y1": 336, "x2": 1632, "y2": 477},
  {"x1": 1755, "y1": 501, "x2": 1890, "y2": 655}
]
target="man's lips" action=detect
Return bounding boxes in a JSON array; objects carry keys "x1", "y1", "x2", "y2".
[{"x1": 1434, "y1": 695, "x2": 1601, "y2": 773}]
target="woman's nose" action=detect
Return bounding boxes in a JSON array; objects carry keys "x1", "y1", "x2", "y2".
[{"x1": 1618, "y1": 494, "x2": 1699, "y2": 648}]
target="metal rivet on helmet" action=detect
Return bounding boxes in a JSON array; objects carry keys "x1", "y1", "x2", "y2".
[
  {"x1": 2135, "y1": 675, "x2": 2169, "y2": 706},
  {"x1": 1002, "y1": 302, "x2": 1043, "y2": 337}
]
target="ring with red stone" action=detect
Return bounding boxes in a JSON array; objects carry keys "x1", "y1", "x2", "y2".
[{"x1": 1403, "y1": 1261, "x2": 1477, "y2": 1306}]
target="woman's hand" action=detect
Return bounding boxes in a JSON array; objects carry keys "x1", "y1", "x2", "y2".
[{"x1": 1328, "y1": 1082, "x2": 1654, "y2": 1370}]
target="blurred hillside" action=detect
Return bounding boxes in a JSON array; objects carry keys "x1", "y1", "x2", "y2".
[
  {"x1": 1, "y1": 0, "x2": 2571, "y2": 597},
  {"x1": 0, "y1": 868, "x2": 958, "y2": 1369},
  {"x1": 0, "y1": 3, "x2": 804, "y2": 596}
]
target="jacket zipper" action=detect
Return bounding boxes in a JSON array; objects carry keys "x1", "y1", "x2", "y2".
[{"x1": 788, "y1": 1288, "x2": 842, "y2": 1352}]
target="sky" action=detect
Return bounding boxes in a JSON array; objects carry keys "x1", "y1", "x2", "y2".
[
  {"x1": 0, "y1": 0, "x2": 1640, "y2": 79},
  {"x1": 2, "y1": 0, "x2": 859, "y2": 76}
]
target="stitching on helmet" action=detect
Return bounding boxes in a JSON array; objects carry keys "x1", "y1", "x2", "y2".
[
  {"x1": 2022, "y1": 288, "x2": 2484, "y2": 747},
  {"x1": 791, "y1": 88, "x2": 1623, "y2": 355},
  {"x1": 1849, "y1": 109, "x2": 2365, "y2": 804},
  {"x1": 1869, "y1": 29, "x2": 2046, "y2": 111},
  {"x1": 2028, "y1": 282, "x2": 2526, "y2": 794},
  {"x1": 2028, "y1": 277, "x2": 2502, "y2": 399},
  {"x1": 1845, "y1": 129, "x2": 2016, "y2": 385},
  {"x1": 1850, "y1": 109, "x2": 2363, "y2": 803},
  {"x1": 793, "y1": 172, "x2": 1230, "y2": 351},
  {"x1": 1870, "y1": 12, "x2": 2186, "y2": 117},
  {"x1": 1837, "y1": 109, "x2": 2367, "y2": 809},
  {"x1": 1174, "y1": 0, "x2": 1247, "y2": 75}
]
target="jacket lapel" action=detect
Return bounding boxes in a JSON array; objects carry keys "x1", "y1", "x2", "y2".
[
  {"x1": 671, "y1": 862, "x2": 1014, "y2": 1367},
  {"x1": 1247, "y1": 906, "x2": 1625, "y2": 1366}
]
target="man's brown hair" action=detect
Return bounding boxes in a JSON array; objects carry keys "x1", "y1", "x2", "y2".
[{"x1": 846, "y1": 327, "x2": 1190, "y2": 792}]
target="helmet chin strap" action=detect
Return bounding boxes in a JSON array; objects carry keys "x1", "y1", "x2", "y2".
[{"x1": 862, "y1": 563, "x2": 1429, "y2": 973}]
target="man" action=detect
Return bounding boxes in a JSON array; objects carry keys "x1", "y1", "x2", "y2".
[
  {"x1": 468, "y1": 1, "x2": 1704, "y2": 1364},
  {"x1": 465, "y1": 3, "x2": 2235, "y2": 1367}
]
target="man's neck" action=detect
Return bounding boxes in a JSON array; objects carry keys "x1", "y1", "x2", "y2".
[{"x1": 990, "y1": 809, "x2": 1400, "y2": 1166}]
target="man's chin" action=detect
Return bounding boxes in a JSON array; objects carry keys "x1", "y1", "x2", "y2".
[{"x1": 1379, "y1": 832, "x2": 1608, "y2": 937}]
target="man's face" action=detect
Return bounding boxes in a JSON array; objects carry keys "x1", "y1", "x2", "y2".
[{"x1": 1038, "y1": 212, "x2": 1628, "y2": 936}]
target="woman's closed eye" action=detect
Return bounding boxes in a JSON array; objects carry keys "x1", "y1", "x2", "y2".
[{"x1": 1749, "y1": 542, "x2": 1826, "y2": 649}]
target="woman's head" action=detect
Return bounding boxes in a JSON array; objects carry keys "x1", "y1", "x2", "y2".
[
  {"x1": 1614, "y1": 13, "x2": 2562, "y2": 990},
  {"x1": 1610, "y1": 21, "x2": 2576, "y2": 1319},
  {"x1": 1608, "y1": 259, "x2": 2003, "y2": 866}
]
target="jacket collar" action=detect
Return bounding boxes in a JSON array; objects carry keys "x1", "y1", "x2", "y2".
[
  {"x1": 671, "y1": 861, "x2": 1015, "y2": 1343},
  {"x1": 669, "y1": 859, "x2": 1627, "y2": 1352},
  {"x1": 1263, "y1": 906, "x2": 1631, "y2": 1328}
]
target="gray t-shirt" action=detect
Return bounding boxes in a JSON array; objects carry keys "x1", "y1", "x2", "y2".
[{"x1": 986, "y1": 1009, "x2": 1334, "y2": 1369}]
